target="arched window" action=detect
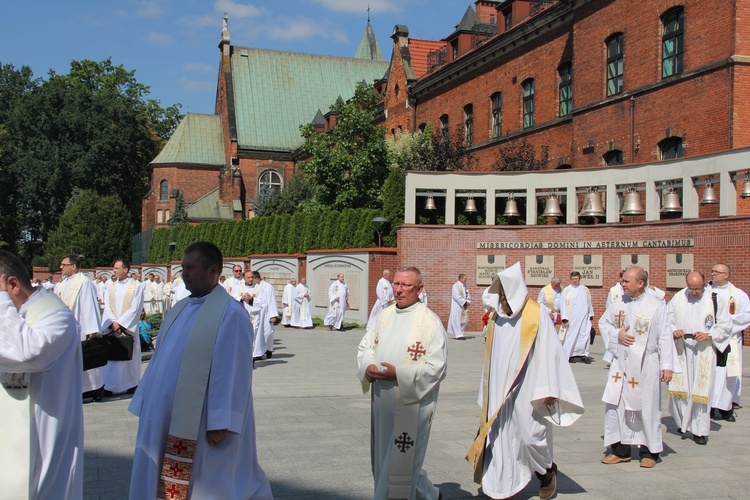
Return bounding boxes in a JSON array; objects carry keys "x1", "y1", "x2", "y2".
[
  {"x1": 522, "y1": 79, "x2": 535, "y2": 129},
  {"x1": 258, "y1": 170, "x2": 283, "y2": 194},
  {"x1": 491, "y1": 92, "x2": 502, "y2": 138},
  {"x1": 603, "y1": 150, "x2": 624, "y2": 166},
  {"x1": 160, "y1": 180, "x2": 169, "y2": 201},
  {"x1": 662, "y1": 7, "x2": 684, "y2": 78},
  {"x1": 440, "y1": 114, "x2": 450, "y2": 140},
  {"x1": 606, "y1": 33, "x2": 624, "y2": 96},
  {"x1": 659, "y1": 137, "x2": 684, "y2": 160},
  {"x1": 463, "y1": 104, "x2": 474, "y2": 146},
  {"x1": 558, "y1": 63, "x2": 573, "y2": 117}
]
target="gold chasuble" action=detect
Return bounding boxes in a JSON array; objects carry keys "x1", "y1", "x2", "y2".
[
  {"x1": 0, "y1": 291, "x2": 67, "y2": 500},
  {"x1": 152, "y1": 285, "x2": 230, "y2": 499},
  {"x1": 57, "y1": 272, "x2": 86, "y2": 308},
  {"x1": 466, "y1": 299, "x2": 540, "y2": 484}
]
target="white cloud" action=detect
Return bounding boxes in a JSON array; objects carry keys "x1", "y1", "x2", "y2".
[
  {"x1": 183, "y1": 62, "x2": 215, "y2": 73},
  {"x1": 148, "y1": 32, "x2": 174, "y2": 45},
  {"x1": 265, "y1": 17, "x2": 348, "y2": 43},
  {"x1": 312, "y1": 0, "x2": 401, "y2": 14},
  {"x1": 180, "y1": 14, "x2": 217, "y2": 28},
  {"x1": 179, "y1": 77, "x2": 216, "y2": 91},
  {"x1": 214, "y1": 0, "x2": 266, "y2": 19},
  {"x1": 133, "y1": 0, "x2": 164, "y2": 18}
]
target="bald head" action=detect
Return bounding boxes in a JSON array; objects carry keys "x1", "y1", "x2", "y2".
[{"x1": 686, "y1": 271, "x2": 706, "y2": 299}]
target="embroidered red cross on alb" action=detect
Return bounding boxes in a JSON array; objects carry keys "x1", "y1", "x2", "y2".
[
  {"x1": 164, "y1": 483, "x2": 181, "y2": 499},
  {"x1": 172, "y1": 440, "x2": 188, "y2": 456},
  {"x1": 407, "y1": 341, "x2": 426, "y2": 361}
]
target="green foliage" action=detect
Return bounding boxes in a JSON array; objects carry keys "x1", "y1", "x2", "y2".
[
  {"x1": 380, "y1": 169, "x2": 405, "y2": 247},
  {"x1": 145, "y1": 312, "x2": 163, "y2": 332},
  {"x1": 387, "y1": 125, "x2": 476, "y2": 173},
  {"x1": 299, "y1": 83, "x2": 390, "y2": 210},
  {"x1": 43, "y1": 190, "x2": 133, "y2": 268},
  {"x1": 253, "y1": 175, "x2": 316, "y2": 217},
  {"x1": 0, "y1": 58, "x2": 183, "y2": 264},
  {"x1": 146, "y1": 208, "x2": 390, "y2": 263},
  {"x1": 494, "y1": 139, "x2": 549, "y2": 171},
  {"x1": 169, "y1": 192, "x2": 189, "y2": 227}
]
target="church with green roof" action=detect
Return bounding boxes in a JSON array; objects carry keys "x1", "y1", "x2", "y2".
[{"x1": 142, "y1": 14, "x2": 388, "y2": 230}]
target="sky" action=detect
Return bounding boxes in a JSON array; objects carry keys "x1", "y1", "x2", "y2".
[{"x1": 0, "y1": 0, "x2": 476, "y2": 114}]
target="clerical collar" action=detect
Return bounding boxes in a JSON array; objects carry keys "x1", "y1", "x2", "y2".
[{"x1": 118, "y1": 277, "x2": 129, "y2": 283}]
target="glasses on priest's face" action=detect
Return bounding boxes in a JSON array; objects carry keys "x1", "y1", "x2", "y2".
[
  {"x1": 233, "y1": 269, "x2": 242, "y2": 273},
  {"x1": 60, "y1": 263, "x2": 73, "y2": 268},
  {"x1": 392, "y1": 282, "x2": 416, "y2": 291},
  {"x1": 710, "y1": 270, "x2": 727, "y2": 275}
]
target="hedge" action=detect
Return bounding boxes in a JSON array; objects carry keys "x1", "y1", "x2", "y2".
[{"x1": 147, "y1": 208, "x2": 386, "y2": 263}]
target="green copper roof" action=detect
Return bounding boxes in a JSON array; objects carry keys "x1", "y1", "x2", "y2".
[
  {"x1": 355, "y1": 21, "x2": 384, "y2": 61},
  {"x1": 186, "y1": 188, "x2": 234, "y2": 221},
  {"x1": 151, "y1": 113, "x2": 224, "y2": 166},
  {"x1": 231, "y1": 47, "x2": 388, "y2": 152}
]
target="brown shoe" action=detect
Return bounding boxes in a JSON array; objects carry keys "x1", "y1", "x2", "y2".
[
  {"x1": 640, "y1": 457, "x2": 656, "y2": 468},
  {"x1": 539, "y1": 468, "x2": 556, "y2": 500},
  {"x1": 601, "y1": 454, "x2": 631, "y2": 465}
]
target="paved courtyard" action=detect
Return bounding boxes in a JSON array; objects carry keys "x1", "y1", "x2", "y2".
[{"x1": 83, "y1": 327, "x2": 750, "y2": 499}]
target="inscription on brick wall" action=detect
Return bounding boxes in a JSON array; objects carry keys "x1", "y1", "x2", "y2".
[
  {"x1": 476, "y1": 255, "x2": 506, "y2": 286},
  {"x1": 477, "y1": 239, "x2": 694, "y2": 250}
]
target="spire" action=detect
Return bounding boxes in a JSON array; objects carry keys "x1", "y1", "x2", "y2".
[
  {"x1": 220, "y1": 13, "x2": 230, "y2": 45},
  {"x1": 354, "y1": 20, "x2": 384, "y2": 61}
]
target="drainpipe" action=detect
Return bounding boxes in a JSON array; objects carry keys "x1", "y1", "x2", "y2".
[{"x1": 629, "y1": 96, "x2": 635, "y2": 163}]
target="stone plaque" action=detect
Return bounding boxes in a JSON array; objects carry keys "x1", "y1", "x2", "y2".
[
  {"x1": 524, "y1": 255, "x2": 554, "y2": 286},
  {"x1": 315, "y1": 273, "x2": 360, "y2": 311},
  {"x1": 620, "y1": 254, "x2": 650, "y2": 274},
  {"x1": 572, "y1": 255, "x2": 603, "y2": 286},
  {"x1": 666, "y1": 253, "x2": 694, "y2": 289},
  {"x1": 476, "y1": 255, "x2": 506, "y2": 286}
]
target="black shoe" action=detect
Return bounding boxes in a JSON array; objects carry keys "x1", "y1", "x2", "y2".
[
  {"x1": 265, "y1": 350, "x2": 273, "y2": 359},
  {"x1": 719, "y1": 409, "x2": 736, "y2": 422},
  {"x1": 569, "y1": 356, "x2": 579, "y2": 363},
  {"x1": 455, "y1": 337, "x2": 466, "y2": 341},
  {"x1": 102, "y1": 389, "x2": 114, "y2": 397},
  {"x1": 693, "y1": 435, "x2": 708, "y2": 445},
  {"x1": 733, "y1": 402, "x2": 743, "y2": 410},
  {"x1": 126, "y1": 386, "x2": 138, "y2": 395},
  {"x1": 581, "y1": 356, "x2": 592, "y2": 364},
  {"x1": 328, "y1": 325, "x2": 333, "y2": 331}
]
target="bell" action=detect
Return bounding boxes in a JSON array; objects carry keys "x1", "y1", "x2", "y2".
[
  {"x1": 464, "y1": 196, "x2": 477, "y2": 213},
  {"x1": 620, "y1": 188, "x2": 645, "y2": 215},
  {"x1": 660, "y1": 188, "x2": 682, "y2": 213},
  {"x1": 700, "y1": 183, "x2": 718, "y2": 205},
  {"x1": 542, "y1": 194, "x2": 563, "y2": 217},
  {"x1": 742, "y1": 178, "x2": 750, "y2": 199},
  {"x1": 503, "y1": 194, "x2": 520, "y2": 217},
  {"x1": 424, "y1": 196, "x2": 437, "y2": 210},
  {"x1": 579, "y1": 188, "x2": 606, "y2": 217}
]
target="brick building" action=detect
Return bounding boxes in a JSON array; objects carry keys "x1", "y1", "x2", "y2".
[{"x1": 141, "y1": 15, "x2": 388, "y2": 230}]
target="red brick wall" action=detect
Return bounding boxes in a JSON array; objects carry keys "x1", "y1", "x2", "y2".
[
  {"x1": 398, "y1": 216, "x2": 750, "y2": 344},
  {"x1": 388, "y1": 0, "x2": 747, "y2": 173},
  {"x1": 366, "y1": 250, "x2": 400, "y2": 309}
]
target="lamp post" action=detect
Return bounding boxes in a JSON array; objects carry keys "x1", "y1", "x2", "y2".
[{"x1": 372, "y1": 217, "x2": 389, "y2": 248}]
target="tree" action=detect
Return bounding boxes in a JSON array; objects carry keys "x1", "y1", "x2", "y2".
[
  {"x1": 494, "y1": 139, "x2": 549, "y2": 171},
  {"x1": 379, "y1": 168, "x2": 404, "y2": 247},
  {"x1": 253, "y1": 175, "x2": 316, "y2": 216},
  {"x1": 299, "y1": 83, "x2": 390, "y2": 210},
  {"x1": 1, "y1": 58, "x2": 182, "y2": 262},
  {"x1": 388, "y1": 125, "x2": 476, "y2": 173},
  {"x1": 43, "y1": 190, "x2": 133, "y2": 268},
  {"x1": 169, "y1": 192, "x2": 189, "y2": 227}
]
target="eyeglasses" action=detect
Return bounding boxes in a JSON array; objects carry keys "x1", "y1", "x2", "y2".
[
  {"x1": 233, "y1": 269, "x2": 242, "y2": 273},
  {"x1": 710, "y1": 270, "x2": 726, "y2": 275},
  {"x1": 392, "y1": 282, "x2": 416, "y2": 291},
  {"x1": 60, "y1": 263, "x2": 73, "y2": 267},
  {"x1": 688, "y1": 287, "x2": 704, "y2": 292}
]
